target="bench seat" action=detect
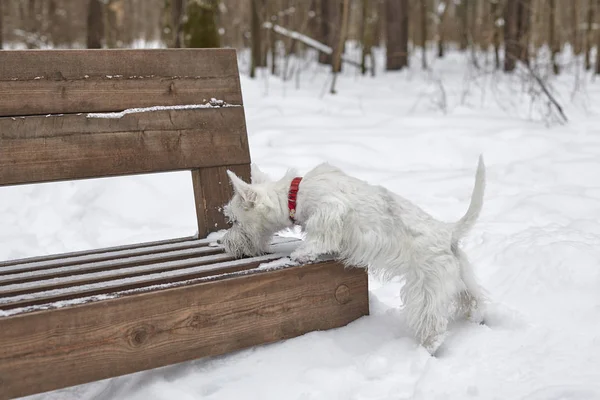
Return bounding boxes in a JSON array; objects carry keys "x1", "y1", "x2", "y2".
[{"x1": 0, "y1": 235, "x2": 368, "y2": 399}]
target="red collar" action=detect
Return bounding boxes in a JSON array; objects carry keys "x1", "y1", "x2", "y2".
[{"x1": 288, "y1": 177, "x2": 302, "y2": 223}]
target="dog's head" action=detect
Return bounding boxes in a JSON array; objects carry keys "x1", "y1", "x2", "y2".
[{"x1": 219, "y1": 164, "x2": 286, "y2": 257}]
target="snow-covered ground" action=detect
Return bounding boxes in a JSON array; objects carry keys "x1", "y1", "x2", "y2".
[{"x1": 3, "y1": 47, "x2": 600, "y2": 399}]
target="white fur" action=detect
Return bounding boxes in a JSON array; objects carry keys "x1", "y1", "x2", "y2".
[{"x1": 220, "y1": 157, "x2": 487, "y2": 355}]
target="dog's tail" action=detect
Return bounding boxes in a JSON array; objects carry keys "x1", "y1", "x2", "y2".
[{"x1": 452, "y1": 155, "x2": 486, "y2": 243}]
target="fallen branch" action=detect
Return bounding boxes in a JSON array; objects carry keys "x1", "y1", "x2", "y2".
[{"x1": 263, "y1": 22, "x2": 367, "y2": 72}]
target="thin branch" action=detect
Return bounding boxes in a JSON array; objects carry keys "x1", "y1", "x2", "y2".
[{"x1": 263, "y1": 22, "x2": 367, "y2": 71}]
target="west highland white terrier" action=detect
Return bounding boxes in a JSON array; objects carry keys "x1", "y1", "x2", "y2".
[{"x1": 219, "y1": 157, "x2": 486, "y2": 355}]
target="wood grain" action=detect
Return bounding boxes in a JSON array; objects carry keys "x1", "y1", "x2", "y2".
[
  {"x1": 192, "y1": 164, "x2": 251, "y2": 237},
  {"x1": 0, "y1": 261, "x2": 369, "y2": 400},
  {"x1": 0, "y1": 107, "x2": 251, "y2": 186},
  {"x1": 0, "y1": 235, "x2": 198, "y2": 268},
  {"x1": 0, "y1": 49, "x2": 243, "y2": 117},
  {"x1": 0, "y1": 248, "x2": 229, "y2": 289},
  {"x1": 0, "y1": 255, "x2": 284, "y2": 310},
  {"x1": 0, "y1": 238, "x2": 211, "y2": 276}
]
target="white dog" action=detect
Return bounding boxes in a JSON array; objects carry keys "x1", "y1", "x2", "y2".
[{"x1": 220, "y1": 157, "x2": 486, "y2": 354}]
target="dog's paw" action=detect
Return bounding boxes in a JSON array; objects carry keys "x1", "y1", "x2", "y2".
[
  {"x1": 290, "y1": 248, "x2": 320, "y2": 264},
  {"x1": 422, "y1": 332, "x2": 447, "y2": 356}
]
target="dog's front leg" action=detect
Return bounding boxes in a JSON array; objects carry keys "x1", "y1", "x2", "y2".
[{"x1": 290, "y1": 205, "x2": 344, "y2": 264}]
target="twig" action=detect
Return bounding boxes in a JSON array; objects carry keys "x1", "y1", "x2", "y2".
[{"x1": 519, "y1": 62, "x2": 569, "y2": 123}]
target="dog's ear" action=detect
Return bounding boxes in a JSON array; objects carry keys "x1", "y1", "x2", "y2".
[
  {"x1": 251, "y1": 163, "x2": 271, "y2": 184},
  {"x1": 227, "y1": 170, "x2": 254, "y2": 203}
]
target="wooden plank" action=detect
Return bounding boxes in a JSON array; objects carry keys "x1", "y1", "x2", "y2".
[
  {"x1": 0, "y1": 238, "x2": 214, "y2": 276},
  {"x1": 193, "y1": 164, "x2": 251, "y2": 237},
  {"x1": 0, "y1": 104, "x2": 243, "y2": 139},
  {"x1": 0, "y1": 107, "x2": 251, "y2": 186},
  {"x1": 0, "y1": 234, "x2": 198, "y2": 268},
  {"x1": 0, "y1": 254, "x2": 285, "y2": 310},
  {"x1": 0, "y1": 246, "x2": 227, "y2": 286},
  {"x1": 0, "y1": 49, "x2": 243, "y2": 116},
  {"x1": 0, "y1": 236, "x2": 299, "y2": 282},
  {"x1": 0, "y1": 261, "x2": 369, "y2": 399},
  {"x1": 0, "y1": 253, "x2": 236, "y2": 299}
]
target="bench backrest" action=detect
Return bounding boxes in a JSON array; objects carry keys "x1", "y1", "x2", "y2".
[{"x1": 0, "y1": 49, "x2": 250, "y2": 237}]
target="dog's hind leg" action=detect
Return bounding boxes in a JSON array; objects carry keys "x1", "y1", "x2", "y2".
[
  {"x1": 401, "y1": 255, "x2": 458, "y2": 355},
  {"x1": 454, "y1": 245, "x2": 487, "y2": 324}
]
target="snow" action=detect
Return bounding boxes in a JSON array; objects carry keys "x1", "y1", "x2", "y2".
[
  {"x1": 86, "y1": 99, "x2": 237, "y2": 119},
  {"x1": 2, "y1": 47, "x2": 600, "y2": 399}
]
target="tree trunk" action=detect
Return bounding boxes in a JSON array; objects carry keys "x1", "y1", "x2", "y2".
[
  {"x1": 550, "y1": 0, "x2": 560, "y2": 74},
  {"x1": 437, "y1": 0, "x2": 448, "y2": 58},
  {"x1": 420, "y1": 0, "x2": 427, "y2": 69},
  {"x1": 87, "y1": 0, "x2": 104, "y2": 49},
  {"x1": 469, "y1": 0, "x2": 478, "y2": 48},
  {"x1": 250, "y1": 0, "x2": 262, "y2": 78},
  {"x1": 458, "y1": 0, "x2": 469, "y2": 51},
  {"x1": 330, "y1": 0, "x2": 350, "y2": 94},
  {"x1": 504, "y1": 0, "x2": 530, "y2": 71},
  {"x1": 270, "y1": 25, "x2": 277, "y2": 75},
  {"x1": 386, "y1": 0, "x2": 409, "y2": 70},
  {"x1": 360, "y1": 0, "x2": 374, "y2": 75},
  {"x1": 585, "y1": 0, "x2": 595, "y2": 69},
  {"x1": 183, "y1": 0, "x2": 220, "y2": 48},
  {"x1": 504, "y1": 0, "x2": 518, "y2": 71},
  {"x1": 572, "y1": 0, "x2": 581, "y2": 54},
  {"x1": 172, "y1": 0, "x2": 184, "y2": 47},
  {"x1": 0, "y1": 0, "x2": 4, "y2": 50},
  {"x1": 104, "y1": 0, "x2": 124, "y2": 48},
  {"x1": 516, "y1": 0, "x2": 531, "y2": 64},
  {"x1": 596, "y1": 0, "x2": 600, "y2": 74},
  {"x1": 319, "y1": 0, "x2": 341, "y2": 65},
  {"x1": 491, "y1": 0, "x2": 501, "y2": 69}
]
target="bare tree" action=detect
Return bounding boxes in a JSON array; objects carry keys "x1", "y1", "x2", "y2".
[
  {"x1": 104, "y1": 0, "x2": 124, "y2": 48},
  {"x1": 331, "y1": 0, "x2": 350, "y2": 94},
  {"x1": 360, "y1": 0, "x2": 377, "y2": 75},
  {"x1": 458, "y1": 0, "x2": 469, "y2": 51},
  {"x1": 549, "y1": 0, "x2": 560, "y2": 74},
  {"x1": 436, "y1": 0, "x2": 449, "y2": 58},
  {"x1": 504, "y1": 0, "x2": 518, "y2": 71},
  {"x1": 504, "y1": 0, "x2": 531, "y2": 71},
  {"x1": 250, "y1": 0, "x2": 262, "y2": 78},
  {"x1": 572, "y1": 0, "x2": 582, "y2": 54},
  {"x1": 386, "y1": 0, "x2": 409, "y2": 70},
  {"x1": 172, "y1": 0, "x2": 184, "y2": 47},
  {"x1": 183, "y1": 0, "x2": 220, "y2": 48},
  {"x1": 596, "y1": 0, "x2": 600, "y2": 74},
  {"x1": 517, "y1": 0, "x2": 531, "y2": 64},
  {"x1": 491, "y1": 0, "x2": 501, "y2": 69},
  {"x1": 319, "y1": 0, "x2": 341, "y2": 66},
  {"x1": 585, "y1": 0, "x2": 595, "y2": 70},
  {"x1": 420, "y1": 0, "x2": 427, "y2": 69},
  {"x1": 0, "y1": 0, "x2": 4, "y2": 49},
  {"x1": 87, "y1": 0, "x2": 104, "y2": 49}
]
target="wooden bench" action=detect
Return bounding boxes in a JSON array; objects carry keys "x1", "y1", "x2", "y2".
[{"x1": 0, "y1": 49, "x2": 369, "y2": 400}]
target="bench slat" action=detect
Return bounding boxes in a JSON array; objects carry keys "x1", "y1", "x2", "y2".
[
  {"x1": 0, "y1": 234, "x2": 199, "y2": 268},
  {"x1": 0, "y1": 238, "x2": 214, "y2": 275},
  {"x1": 0, "y1": 246, "x2": 223, "y2": 285},
  {"x1": 0, "y1": 49, "x2": 242, "y2": 117},
  {"x1": 0, "y1": 236, "x2": 297, "y2": 278},
  {"x1": 0, "y1": 107, "x2": 250, "y2": 186},
  {"x1": 0, "y1": 238, "x2": 299, "y2": 289},
  {"x1": 0, "y1": 254, "x2": 285, "y2": 311},
  {"x1": 0, "y1": 253, "x2": 236, "y2": 298}
]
